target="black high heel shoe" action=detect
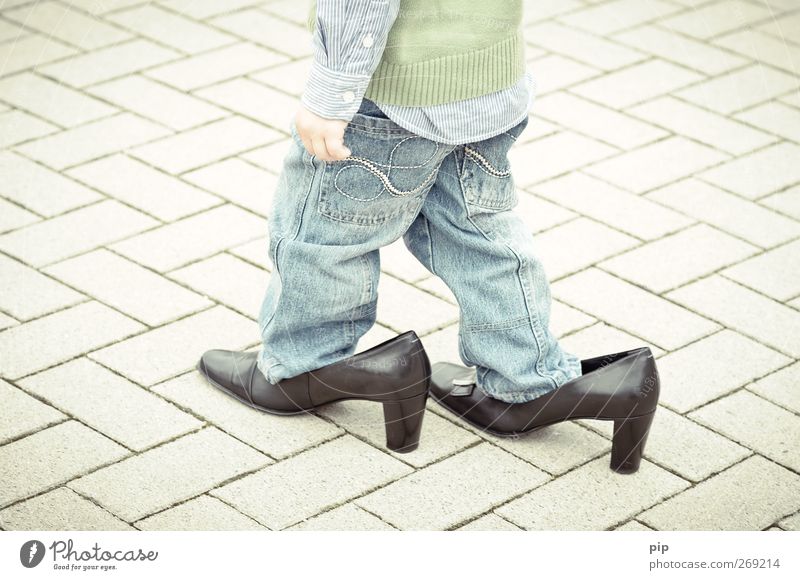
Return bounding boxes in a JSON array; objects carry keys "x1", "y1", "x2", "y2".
[
  {"x1": 197, "y1": 330, "x2": 431, "y2": 453},
  {"x1": 430, "y1": 347, "x2": 660, "y2": 473}
]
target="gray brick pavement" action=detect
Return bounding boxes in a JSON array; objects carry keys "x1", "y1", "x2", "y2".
[{"x1": 1, "y1": 0, "x2": 799, "y2": 531}]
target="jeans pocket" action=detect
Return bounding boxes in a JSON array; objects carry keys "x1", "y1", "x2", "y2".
[
  {"x1": 317, "y1": 124, "x2": 447, "y2": 227},
  {"x1": 460, "y1": 116, "x2": 529, "y2": 217}
]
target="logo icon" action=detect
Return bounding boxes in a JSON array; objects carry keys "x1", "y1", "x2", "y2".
[{"x1": 20, "y1": 540, "x2": 45, "y2": 568}]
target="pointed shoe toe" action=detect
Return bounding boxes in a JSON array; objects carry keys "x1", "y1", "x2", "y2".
[{"x1": 430, "y1": 347, "x2": 661, "y2": 473}]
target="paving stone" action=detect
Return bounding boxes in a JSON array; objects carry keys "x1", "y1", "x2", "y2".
[
  {"x1": 152, "y1": 370, "x2": 342, "y2": 460},
  {"x1": 526, "y1": 21, "x2": 645, "y2": 71},
  {"x1": 109, "y1": 204, "x2": 264, "y2": 272},
  {"x1": 0, "y1": 301, "x2": 144, "y2": 380},
  {"x1": 70, "y1": 427, "x2": 270, "y2": 522},
  {"x1": 760, "y1": 185, "x2": 800, "y2": 220},
  {"x1": 0, "y1": 17, "x2": 25, "y2": 42},
  {"x1": 356, "y1": 323, "x2": 400, "y2": 352},
  {"x1": 0, "y1": 34, "x2": 77, "y2": 77},
  {"x1": 250, "y1": 57, "x2": 312, "y2": 96},
  {"x1": 551, "y1": 299, "x2": 596, "y2": 337},
  {"x1": 613, "y1": 25, "x2": 747, "y2": 75},
  {"x1": 647, "y1": 179, "x2": 800, "y2": 248},
  {"x1": 42, "y1": 38, "x2": 180, "y2": 87},
  {"x1": 558, "y1": 0, "x2": 680, "y2": 35},
  {"x1": 377, "y1": 238, "x2": 431, "y2": 283},
  {"x1": 536, "y1": 217, "x2": 640, "y2": 280},
  {"x1": 700, "y1": 143, "x2": 800, "y2": 199},
  {"x1": 758, "y1": 10, "x2": 800, "y2": 45},
  {"x1": 779, "y1": 511, "x2": 800, "y2": 531},
  {"x1": 457, "y1": 513, "x2": 522, "y2": 531},
  {"x1": 559, "y1": 322, "x2": 664, "y2": 359},
  {"x1": 136, "y1": 495, "x2": 264, "y2": 531},
  {"x1": 515, "y1": 190, "x2": 578, "y2": 233},
  {"x1": 145, "y1": 42, "x2": 286, "y2": 91},
  {"x1": 0, "y1": 379, "x2": 65, "y2": 445},
  {"x1": 108, "y1": 4, "x2": 236, "y2": 53},
  {"x1": 90, "y1": 305, "x2": 255, "y2": 387},
  {"x1": 0, "y1": 151, "x2": 102, "y2": 217},
  {"x1": 532, "y1": 172, "x2": 692, "y2": 240},
  {"x1": 0, "y1": 199, "x2": 157, "y2": 268},
  {"x1": 169, "y1": 253, "x2": 267, "y2": 318},
  {"x1": 0, "y1": 487, "x2": 133, "y2": 531},
  {"x1": 0, "y1": 253, "x2": 84, "y2": 321},
  {"x1": 690, "y1": 391, "x2": 800, "y2": 472},
  {"x1": 661, "y1": 0, "x2": 771, "y2": 39},
  {"x1": 130, "y1": 116, "x2": 281, "y2": 174},
  {"x1": 376, "y1": 274, "x2": 459, "y2": 335},
  {"x1": 317, "y1": 399, "x2": 480, "y2": 469},
  {"x1": 88, "y1": 75, "x2": 227, "y2": 131},
  {"x1": 211, "y1": 9, "x2": 312, "y2": 58},
  {"x1": 19, "y1": 358, "x2": 203, "y2": 452},
  {"x1": 357, "y1": 443, "x2": 549, "y2": 530},
  {"x1": 288, "y1": 504, "x2": 395, "y2": 531},
  {"x1": 526, "y1": 54, "x2": 598, "y2": 95},
  {"x1": 0, "y1": 313, "x2": 17, "y2": 332},
  {"x1": 0, "y1": 110, "x2": 57, "y2": 147},
  {"x1": 496, "y1": 455, "x2": 689, "y2": 530},
  {"x1": 228, "y1": 237, "x2": 271, "y2": 271},
  {"x1": 676, "y1": 64, "x2": 798, "y2": 115},
  {"x1": 57, "y1": 0, "x2": 145, "y2": 15},
  {"x1": 585, "y1": 136, "x2": 727, "y2": 194},
  {"x1": 239, "y1": 138, "x2": 292, "y2": 174},
  {"x1": 656, "y1": 329, "x2": 789, "y2": 413},
  {"x1": 715, "y1": 29, "x2": 800, "y2": 75},
  {"x1": 534, "y1": 92, "x2": 666, "y2": 150},
  {"x1": 67, "y1": 154, "x2": 222, "y2": 221},
  {"x1": 667, "y1": 275, "x2": 800, "y2": 357},
  {"x1": 183, "y1": 157, "x2": 277, "y2": 217},
  {"x1": 0, "y1": 420, "x2": 129, "y2": 509},
  {"x1": 572, "y1": 60, "x2": 703, "y2": 109},
  {"x1": 736, "y1": 101, "x2": 800, "y2": 143},
  {"x1": 482, "y1": 421, "x2": 611, "y2": 476},
  {"x1": 212, "y1": 435, "x2": 412, "y2": 529},
  {"x1": 628, "y1": 96, "x2": 777, "y2": 155},
  {"x1": 748, "y1": 362, "x2": 800, "y2": 415},
  {"x1": 159, "y1": 0, "x2": 263, "y2": 19},
  {"x1": 599, "y1": 223, "x2": 759, "y2": 293},
  {"x1": 16, "y1": 113, "x2": 170, "y2": 170},
  {"x1": 0, "y1": 198, "x2": 38, "y2": 234},
  {"x1": 43, "y1": 249, "x2": 212, "y2": 326},
  {"x1": 419, "y1": 324, "x2": 462, "y2": 367},
  {"x1": 639, "y1": 456, "x2": 800, "y2": 530},
  {"x1": 614, "y1": 520, "x2": 653, "y2": 531},
  {"x1": 509, "y1": 132, "x2": 617, "y2": 186},
  {"x1": 722, "y1": 239, "x2": 800, "y2": 301},
  {"x1": 197, "y1": 78, "x2": 298, "y2": 134},
  {"x1": 553, "y1": 268, "x2": 719, "y2": 351},
  {"x1": 4, "y1": 1, "x2": 133, "y2": 50}
]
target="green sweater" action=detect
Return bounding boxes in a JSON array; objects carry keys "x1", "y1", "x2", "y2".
[{"x1": 307, "y1": 0, "x2": 525, "y2": 107}]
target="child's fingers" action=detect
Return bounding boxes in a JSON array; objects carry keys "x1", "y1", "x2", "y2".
[
  {"x1": 311, "y1": 135, "x2": 332, "y2": 161},
  {"x1": 325, "y1": 135, "x2": 351, "y2": 160}
]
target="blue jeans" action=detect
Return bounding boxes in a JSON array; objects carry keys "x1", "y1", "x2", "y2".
[{"x1": 256, "y1": 98, "x2": 582, "y2": 403}]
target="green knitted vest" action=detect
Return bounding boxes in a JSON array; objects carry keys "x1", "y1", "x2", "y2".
[{"x1": 306, "y1": 0, "x2": 525, "y2": 106}]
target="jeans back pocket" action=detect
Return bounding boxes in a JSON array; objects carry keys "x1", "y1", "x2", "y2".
[{"x1": 318, "y1": 121, "x2": 449, "y2": 227}]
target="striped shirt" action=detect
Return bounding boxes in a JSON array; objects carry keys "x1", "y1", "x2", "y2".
[{"x1": 302, "y1": 0, "x2": 534, "y2": 145}]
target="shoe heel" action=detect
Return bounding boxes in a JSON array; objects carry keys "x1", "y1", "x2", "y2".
[
  {"x1": 382, "y1": 392, "x2": 428, "y2": 453},
  {"x1": 610, "y1": 411, "x2": 655, "y2": 474}
]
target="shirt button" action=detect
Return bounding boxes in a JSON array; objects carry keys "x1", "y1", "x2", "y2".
[
  {"x1": 342, "y1": 90, "x2": 355, "y2": 103},
  {"x1": 362, "y1": 34, "x2": 374, "y2": 48}
]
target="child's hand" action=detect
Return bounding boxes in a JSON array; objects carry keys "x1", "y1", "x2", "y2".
[{"x1": 295, "y1": 105, "x2": 352, "y2": 162}]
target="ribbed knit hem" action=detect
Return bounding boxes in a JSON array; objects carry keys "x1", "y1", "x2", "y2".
[{"x1": 364, "y1": 31, "x2": 526, "y2": 107}]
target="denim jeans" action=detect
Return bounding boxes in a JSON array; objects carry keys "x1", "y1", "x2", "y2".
[{"x1": 256, "y1": 98, "x2": 582, "y2": 403}]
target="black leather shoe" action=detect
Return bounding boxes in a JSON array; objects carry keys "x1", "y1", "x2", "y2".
[
  {"x1": 197, "y1": 330, "x2": 431, "y2": 453},
  {"x1": 431, "y1": 347, "x2": 660, "y2": 473}
]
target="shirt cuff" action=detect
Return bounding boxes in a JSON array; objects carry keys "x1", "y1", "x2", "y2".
[{"x1": 300, "y1": 60, "x2": 371, "y2": 121}]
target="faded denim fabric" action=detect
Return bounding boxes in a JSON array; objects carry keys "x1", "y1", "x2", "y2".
[{"x1": 256, "y1": 98, "x2": 582, "y2": 403}]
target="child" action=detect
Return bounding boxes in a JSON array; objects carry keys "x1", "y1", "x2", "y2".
[{"x1": 199, "y1": 0, "x2": 660, "y2": 470}]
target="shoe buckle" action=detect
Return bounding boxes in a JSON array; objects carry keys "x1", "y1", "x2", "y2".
[{"x1": 451, "y1": 378, "x2": 475, "y2": 397}]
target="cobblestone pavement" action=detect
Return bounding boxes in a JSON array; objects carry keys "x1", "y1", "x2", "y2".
[{"x1": 1, "y1": 0, "x2": 799, "y2": 532}]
